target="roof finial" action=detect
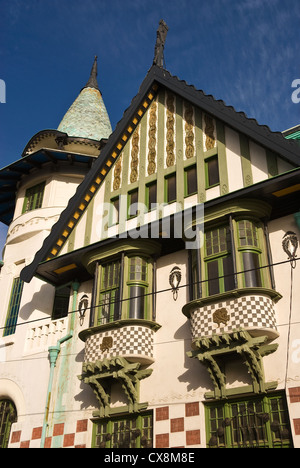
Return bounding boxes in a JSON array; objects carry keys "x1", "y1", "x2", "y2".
[
  {"x1": 84, "y1": 56, "x2": 99, "y2": 90},
  {"x1": 153, "y1": 20, "x2": 169, "y2": 68}
]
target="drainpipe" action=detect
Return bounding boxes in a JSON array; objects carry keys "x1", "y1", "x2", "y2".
[
  {"x1": 294, "y1": 212, "x2": 300, "y2": 231},
  {"x1": 40, "y1": 280, "x2": 80, "y2": 448}
]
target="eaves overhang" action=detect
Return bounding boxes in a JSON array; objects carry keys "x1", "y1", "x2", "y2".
[
  {"x1": 31, "y1": 167, "x2": 300, "y2": 287},
  {"x1": 0, "y1": 149, "x2": 96, "y2": 225}
]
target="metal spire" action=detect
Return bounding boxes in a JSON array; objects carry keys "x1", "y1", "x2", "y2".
[{"x1": 84, "y1": 56, "x2": 99, "y2": 90}]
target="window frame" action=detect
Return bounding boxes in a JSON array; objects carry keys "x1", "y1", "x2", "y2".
[
  {"x1": 205, "y1": 393, "x2": 293, "y2": 449},
  {"x1": 109, "y1": 196, "x2": 120, "y2": 226},
  {"x1": 128, "y1": 189, "x2": 139, "y2": 219},
  {"x1": 96, "y1": 259, "x2": 121, "y2": 325},
  {"x1": 126, "y1": 256, "x2": 149, "y2": 320},
  {"x1": 0, "y1": 400, "x2": 17, "y2": 449},
  {"x1": 205, "y1": 155, "x2": 220, "y2": 189},
  {"x1": 204, "y1": 225, "x2": 235, "y2": 297},
  {"x1": 236, "y1": 219, "x2": 264, "y2": 288},
  {"x1": 92, "y1": 412, "x2": 153, "y2": 448},
  {"x1": 164, "y1": 173, "x2": 177, "y2": 204},
  {"x1": 3, "y1": 277, "x2": 24, "y2": 337},
  {"x1": 51, "y1": 284, "x2": 71, "y2": 320},
  {"x1": 145, "y1": 181, "x2": 157, "y2": 212},
  {"x1": 184, "y1": 164, "x2": 198, "y2": 197},
  {"x1": 22, "y1": 181, "x2": 45, "y2": 214}
]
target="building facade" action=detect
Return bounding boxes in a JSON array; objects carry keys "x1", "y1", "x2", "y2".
[{"x1": 1, "y1": 45, "x2": 300, "y2": 449}]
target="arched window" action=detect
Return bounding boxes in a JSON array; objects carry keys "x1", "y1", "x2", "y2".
[{"x1": 0, "y1": 399, "x2": 17, "y2": 448}]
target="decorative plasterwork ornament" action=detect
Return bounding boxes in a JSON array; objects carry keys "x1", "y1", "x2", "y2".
[
  {"x1": 166, "y1": 93, "x2": 175, "y2": 167},
  {"x1": 147, "y1": 101, "x2": 157, "y2": 175},
  {"x1": 78, "y1": 294, "x2": 89, "y2": 326},
  {"x1": 113, "y1": 154, "x2": 122, "y2": 191},
  {"x1": 204, "y1": 114, "x2": 216, "y2": 151},
  {"x1": 184, "y1": 102, "x2": 195, "y2": 159},
  {"x1": 187, "y1": 330, "x2": 278, "y2": 400},
  {"x1": 79, "y1": 357, "x2": 152, "y2": 417},
  {"x1": 130, "y1": 126, "x2": 140, "y2": 183},
  {"x1": 282, "y1": 231, "x2": 298, "y2": 269},
  {"x1": 169, "y1": 266, "x2": 182, "y2": 301}
]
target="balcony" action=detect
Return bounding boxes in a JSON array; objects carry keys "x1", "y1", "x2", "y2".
[
  {"x1": 183, "y1": 288, "x2": 281, "y2": 344},
  {"x1": 79, "y1": 319, "x2": 161, "y2": 366}
]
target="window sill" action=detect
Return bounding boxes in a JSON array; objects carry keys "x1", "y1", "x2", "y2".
[{"x1": 182, "y1": 287, "x2": 282, "y2": 318}]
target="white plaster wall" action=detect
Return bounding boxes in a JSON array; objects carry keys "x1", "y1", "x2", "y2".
[
  {"x1": 225, "y1": 126, "x2": 244, "y2": 192},
  {"x1": 249, "y1": 141, "x2": 268, "y2": 183},
  {"x1": 140, "y1": 250, "x2": 211, "y2": 409},
  {"x1": 264, "y1": 215, "x2": 300, "y2": 389}
]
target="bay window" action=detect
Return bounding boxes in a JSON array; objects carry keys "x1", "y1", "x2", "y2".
[
  {"x1": 97, "y1": 260, "x2": 121, "y2": 324},
  {"x1": 92, "y1": 252, "x2": 155, "y2": 326},
  {"x1": 190, "y1": 213, "x2": 272, "y2": 301}
]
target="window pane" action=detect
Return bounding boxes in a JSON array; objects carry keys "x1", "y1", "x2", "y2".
[
  {"x1": 0, "y1": 400, "x2": 17, "y2": 448},
  {"x1": 166, "y1": 174, "x2": 176, "y2": 203},
  {"x1": 207, "y1": 260, "x2": 220, "y2": 296},
  {"x1": 129, "y1": 190, "x2": 138, "y2": 218},
  {"x1": 207, "y1": 157, "x2": 219, "y2": 187},
  {"x1": 23, "y1": 182, "x2": 45, "y2": 213},
  {"x1": 3, "y1": 278, "x2": 24, "y2": 336},
  {"x1": 98, "y1": 261, "x2": 121, "y2": 324},
  {"x1": 52, "y1": 286, "x2": 70, "y2": 320},
  {"x1": 111, "y1": 198, "x2": 119, "y2": 225},
  {"x1": 223, "y1": 256, "x2": 235, "y2": 292},
  {"x1": 186, "y1": 166, "x2": 197, "y2": 195},
  {"x1": 243, "y1": 252, "x2": 262, "y2": 287},
  {"x1": 239, "y1": 220, "x2": 258, "y2": 247},
  {"x1": 147, "y1": 182, "x2": 157, "y2": 210},
  {"x1": 129, "y1": 257, "x2": 147, "y2": 282},
  {"x1": 129, "y1": 285, "x2": 145, "y2": 319}
]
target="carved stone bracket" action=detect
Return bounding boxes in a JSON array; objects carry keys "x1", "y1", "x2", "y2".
[
  {"x1": 187, "y1": 330, "x2": 278, "y2": 400},
  {"x1": 78, "y1": 356, "x2": 152, "y2": 417}
]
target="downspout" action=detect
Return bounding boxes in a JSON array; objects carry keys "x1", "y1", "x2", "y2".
[
  {"x1": 294, "y1": 212, "x2": 300, "y2": 231},
  {"x1": 40, "y1": 280, "x2": 80, "y2": 448}
]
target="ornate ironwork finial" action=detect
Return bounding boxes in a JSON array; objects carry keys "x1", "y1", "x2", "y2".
[{"x1": 153, "y1": 19, "x2": 169, "y2": 68}]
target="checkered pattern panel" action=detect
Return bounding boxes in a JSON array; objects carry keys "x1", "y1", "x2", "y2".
[
  {"x1": 155, "y1": 402, "x2": 202, "y2": 448},
  {"x1": 190, "y1": 295, "x2": 277, "y2": 339},
  {"x1": 85, "y1": 325, "x2": 154, "y2": 362}
]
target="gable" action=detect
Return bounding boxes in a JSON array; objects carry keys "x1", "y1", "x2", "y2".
[{"x1": 21, "y1": 65, "x2": 300, "y2": 283}]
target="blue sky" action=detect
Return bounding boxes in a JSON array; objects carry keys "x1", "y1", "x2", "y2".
[{"x1": 0, "y1": 0, "x2": 299, "y2": 257}]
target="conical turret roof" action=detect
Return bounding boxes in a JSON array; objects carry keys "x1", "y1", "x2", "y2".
[{"x1": 57, "y1": 57, "x2": 112, "y2": 141}]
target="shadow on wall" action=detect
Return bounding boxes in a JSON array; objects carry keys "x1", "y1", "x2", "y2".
[
  {"x1": 19, "y1": 283, "x2": 55, "y2": 321},
  {"x1": 174, "y1": 322, "x2": 212, "y2": 393}
]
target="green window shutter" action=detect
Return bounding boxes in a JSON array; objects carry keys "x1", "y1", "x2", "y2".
[
  {"x1": 22, "y1": 182, "x2": 45, "y2": 214},
  {"x1": 3, "y1": 277, "x2": 24, "y2": 337}
]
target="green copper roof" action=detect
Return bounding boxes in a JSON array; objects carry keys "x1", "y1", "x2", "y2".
[{"x1": 57, "y1": 57, "x2": 112, "y2": 141}]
